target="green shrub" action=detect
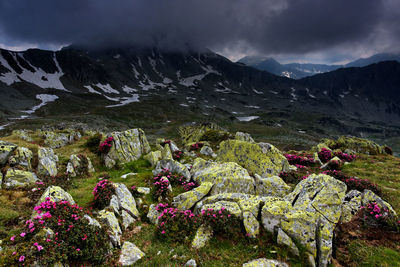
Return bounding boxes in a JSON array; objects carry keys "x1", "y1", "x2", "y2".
[{"x1": 84, "y1": 133, "x2": 102, "y2": 154}]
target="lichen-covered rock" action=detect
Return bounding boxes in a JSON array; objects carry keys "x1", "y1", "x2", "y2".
[
  {"x1": 217, "y1": 140, "x2": 290, "y2": 177},
  {"x1": 0, "y1": 140, "x2": 17, "y2": 166},
  {"x1": 3, "y1": 169, "x2": 38, "y2": 188},
  {"x1": 37, "y1": 186, "x2": 75, "y2": 205},
  {"x1": 243, "y1": 211, "x2": 260, "y2": 238},
  {"x1": 147, "y1": 204, "x2": 161, "y2": 224},
  {"x1": 153, "y1": 159, "x2": 191, "y2": 181},
  {"x1": 198, "y1": 193, "x2": 263, "y2": 217},
  {"x1": 121, "y1": 210, "x2": 136, "y2": 229},
  {"x1": 37, "y1": 147, "x2": 58, "y2": 177},
  {"x1": 185, "y1": 259, "x2": 197, "y2": 267},
  {"x1": 320, "y1": 156, "x2": 342, "y2": 170},
  {"x1": 340, "y1": 190, "x2": 362, "y2": 223},
  {"x1": 172, "y1": 182, "x2": 213, "y2": 210},
  {"x1": 118, "y1": 241, "x2": 145, "y2": 265},
  {"x1": 84, "y1": 215, "x2": 101, "y2": 228},
  {"x1": 42, "y1": 130, "x2": 81, "y2": 148},
  {"x1": 255, "y1": 174, "x2": 291, "y2": 197},
  {"x1": 191, "y1": 159, "x2": 255, "y2": 195},
  {"x1": 179, "y1": 122, "x2": 229, "y2": 146},
  {"x1": 362, "y1": 189, "x2": 397, "y2": 216},
  {"x1": 281, "y1": 209, "x2": 319, "y2": 258},
  {"x1": 261, "y1": 198, "x2": 291, "y2": 233},
  {"x1": 242, "y1": 258, "x2": 288, "y2": 267},
  {"x1": 144, "y1": 151, "x2": 162, "y2": 167},
  {"x1": 192, "y1": 224, "x2": 213, "y2": 249},
  {"x1": 200, "y1": 146, "x2": 217, "y2": 158},
  {"x1": 115, "y1": 183, "x2": 140, "y2": 218},
  {"x1": 317, "y1": 216, "x2": 335, "y2": 267},
  {"x1": 66, "y1": 154, "x2": 95, "y2": 177},
  {"x1": 235, "y1": 132, "x2": 255, "y2": 143},
  {"x1": 11, "y1": 147, "x2": 33, "y2": 171},
  {"x1": 98, "y1": 210, "x2": 122, "y2": 247},
  {"x1": 286, "y1": 174, "x2": 347, "y2": 224},
  {"x1": 137, "y1": 187, "x2": 150, "y2": 195},
  {"x1": 277, "y1": 228, "x2": 299, "y2": 256},
  {"x1": 318, "y1": 136, "x2": 386, "y2": 155},
  {"x1": 161, "y1": 144, "x2": 173, "y2": 160},
  {"x1": 108, "y1": 195, "x2": 120, "y2": 215},
  {"x1": 104, "y1": 128, "x2": 151, "y2": 168},
  {"x1": 202, "y1": 201, "x2": 242, "y2": 218},
  {"x1": 12, "y1": 129, "x2": 33, "y2": 141}
]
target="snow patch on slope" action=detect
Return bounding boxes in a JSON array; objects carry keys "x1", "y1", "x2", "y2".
[{"x1": 22, "y1": 94, "x2": 59, "y2": 114}]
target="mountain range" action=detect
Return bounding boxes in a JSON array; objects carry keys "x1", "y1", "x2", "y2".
[
  {"x1": 238, "y1": 53, "x2": 400, "y2": 79},
  {"x1": 0, "y1": 46, "x2": 400, "y2": 150}
]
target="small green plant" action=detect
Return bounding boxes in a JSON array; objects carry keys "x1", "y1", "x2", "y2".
[{"x1": 84, "y1": 133, "x2": 102, "y2": 154}]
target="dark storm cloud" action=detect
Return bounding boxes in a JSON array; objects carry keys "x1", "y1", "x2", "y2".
[{"x1": 0, "y1": 0, "x2": 398, "y2": 57}]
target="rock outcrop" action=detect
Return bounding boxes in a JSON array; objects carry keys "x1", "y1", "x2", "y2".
[{"x1": 37, "y1": 147, "x2": 58, "y2": 177}]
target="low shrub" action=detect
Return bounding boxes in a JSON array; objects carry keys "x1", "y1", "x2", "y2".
[
  {"x1": 152, "y1": 169, "x2": 199, "y2": 198},
  {"x1": 5, "y1": 199, "x2": 109, "y2": 266},
  {"x1": 153, "y1": 177, "x2": 170, "y2": 200},
  {"x1": 190, "y1": 142, "x2": 204, "y2": 151},
  {"x1": 84, "y1": 133, "x2": 102, "y2": 154},
  {"x1": 334, "y1": 151, "x2": 356, "y2": 162},
  {"x1": 361, "y1": 202, "x2": 400, "y2": 232},
  {"x1": 173, "y1": 150, "x2": 183, "y2": 161},
  {"x1": 156, "y1": 204, "x2": 201, "y2": 242},
  {"x1": 201, "y1": 207, "x2": 243, "y2": 237},
  {"x1": 92, "y1": 179, "x2": 115, "y2": 209},
  {"x1": 279, "y1": 170, "x2": 310, "y2": 184},
  {"x1": 98, "y1": 136, "x2": 114, "y2": 154},
  {"x1": 322, "y1": 170, "x2": 381, "y2": 194},
  {"x1": 285, "y1": 154, "x2": 315, "y2": 166},
  {"x1": 130, "y1": 185, "x2": 142, "y2": 198},
  {"x1": 318, "y1": 148, "x2": 333, "y2": 163}
]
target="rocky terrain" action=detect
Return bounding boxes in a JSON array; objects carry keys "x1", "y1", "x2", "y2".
[{"x1": 0, "y1": 123, "x2": 399, "y2": 266}]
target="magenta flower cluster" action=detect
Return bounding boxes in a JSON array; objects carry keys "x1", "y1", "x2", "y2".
[
  {"x1": 190, "y1": 142, "x2": 204, "y2": 151},
  {"x1": 318, "y1": 148, "x2": 333, "y2": 163},
  {"x1": 334, "y1": 151, "x2": 356, "y2": 162},
  {"x1": 322, "y1": 170, "x2": 380, "y2": 194},
  {"x1": 92, "y1": 179, "x2": 115, "y2": 209},
  {"x1": 285, "y1": 154, "x2": 315, "y2": 166},
  {"x1": 98, "y1": 136, "x2": 114, "y2": 154}
]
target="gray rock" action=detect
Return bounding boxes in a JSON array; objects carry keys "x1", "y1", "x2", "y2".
[
  {"x1": 242, "y1": 258, "x2": 288, "y2": 267},
  {"x1": 3, "y1": 169, "x2": 39, "y2": 189},
  {"x1": 153, "y1": 159, "x2": 191, "y2": 181},
  {"x1": 98, "y1": 210, "x2": 122, "y2": 247},
  {"x1": 0, "y1": 140, "x2": 17, "y2": 166},
  {"x1": 37, "y1": 147, "x2": 58, "y2": 177},
  {"x1": 235, "y1": 132, "x2": 255, "y2": 143},
  {"x1": 118, "y1": 241, "x2": 145, "y2": 265},
  {"x1": 185, "y1": 259, "x2": 197, "y2": 267}
]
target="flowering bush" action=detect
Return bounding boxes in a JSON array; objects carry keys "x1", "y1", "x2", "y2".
[
  {"x1": 334, "y1": 151, "x2": 356, "y2": 162},
  {"x1": 181, "y1": 181, "x2": 199, "y2": 191},
  {"x1": 156, "y1": 204, "x2": 201, "y2": 242},
  {"x1": 173, "y1": 150, "x2": 183, "y2": 161},
  {"x1": 153, "y1": 177, "x2": 170, "y2": 200},
  {"x1": 285, "y1": 154, "x2": 315, "y2": 166},
  {"x1": 5, "y1": 199, "x2": 109, "y2": 265},
  {"x1": 201, "y1": 207, "x2": 242, "y2": 237},
  {"x1": 160, "y1": 140, "x2": 171, "y2": 146},
  {"x1": 322, "y1": 170, "x2": 381, "y2": 194},
  {"x1": 318, "y1": 148, "x2": 333, "y2": 163},
  {"x1": 152, "y1": 169, "x2": 199, "y2": 198},
  {"x1": 98, "y1": 136, "x2": 114, "y2": 154},
  {"x1": 92, "y1": 179, "x2": 115, "y2": 209},
  {"x1": 190, "y1": 142, "x2": 204, "y2": 151},
  {"x1": 361, "y1": 202, "x2": 400, "y2": 232}
]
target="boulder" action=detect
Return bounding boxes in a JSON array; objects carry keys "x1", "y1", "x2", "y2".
[
  {"x1": 255, "y1": 174, "x2": 291, "y2": 197},
  {"x1": 118, "y1": 241, "x2": 145, "y2": 266},
  {"x1": 340, "y1": 190, "x2": 362, "y2": 223},
  {"x1": 37, "y1": 186, "x2": 75, "y2": 205},
  {"x1": 161, "y1": 144, "x2": 173, "y2": 160},
  {"x1": 217, "y1": 140, "x2": 290, "y2": 177},
  {"x1": 11, "y1": 147, "x2": 33, "y2": 171},
  {"x1": 235, "y1": 132, "x2": 255, "y2": 143},
  {"x1": 42, "y1": 130, "x2": 81, "y2": 148},
  {"x1": 84, "y1": 214, "x2": 102, "y2": 228},
  {"x1": 191, "y1": 158, "x2": 255, "y2": 195},
  {"x1": 66, "y1": 154, "x2": 95, "y2": 177},
  {"x1": 3, "y1": 169, "x2": 39, "y2": 188},
  {"x1": 261, "y1": 198, "x2": 291, "y2": 233},
  {"x1": 277, "y1": 228, "x2": 299, "y2": 256},
  {"x1": 144, "y1": 151, "x2": 162, "y2": 167},
  {"x1": 362, "y1": 189, "x2": 397, "y2": 216},
  {"x1": 192, "y1": 224, "x2": 213, "y2": 249},
  {"x1": 153, "y1": 159, "x2": 191, "y2": 181},
  {"x1": 37, "y1": 147, "x2": 58, "y2": 177},
  {"x1": 12, "y1": 130, "x2": 33, "y2": 141},
  {"x1": 104, "y1": 128, "x2": 151, "y2": 168},
  {"x1": 172, "y1": 182, "x2": 213, "y2": 210},
  {"x1": 185, "y1": 259, "x2": 197, "y2": 267},
  {"x1": 242, "y1": 258, "x2": 288, "y2": 267},
  {"x1": 317, "y1": 216, "x2": 335, "y2": 267},
  {"x1": 147, "y1": 204, "x2": 161, "y2": 224},
  {"x1": 0, "y1": 140, "x2": 17, "y2": 166},
  {"x1": 121, "y1": 210, "x2": 136, "y2": 229},
  {"x1": 179, "y1": 122, "x2": 229, "y2": 146},
  {"x1": 98, "y1": 210, "x2": 122, "y2": 247},
  {"x1": 115, "y1": 183, "x2": 140, "y2": 218},
  {"x1": 200, "y1": 146, "x2": 217, "y2": 158},
  {"x1": 243, "y1": 211, "x2": 260, "y2": 238}
]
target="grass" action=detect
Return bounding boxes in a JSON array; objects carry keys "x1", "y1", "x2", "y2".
[
  {"x1": 342, "y1": 154, "x2": 400, "y2": 213},
  {"x1": 347, "y1": 240, "x2": 400, "y2": 267}
]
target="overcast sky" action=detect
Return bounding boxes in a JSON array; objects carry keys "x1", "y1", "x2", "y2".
[{"x1": 0, "y1": 0, "x2": 399, "y2": 64}]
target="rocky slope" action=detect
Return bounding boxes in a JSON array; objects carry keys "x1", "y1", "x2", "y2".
[{"x1": 0, "y1": 123, "x2": 399, "y2": 266}]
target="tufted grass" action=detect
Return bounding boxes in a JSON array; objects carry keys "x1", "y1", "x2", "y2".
[
  {"x1": 342, "y1": 154, "x2": 400, "y2": 213},
  {"x1": 347, "y1": 240, "x2": 400, "y2": 267}
]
